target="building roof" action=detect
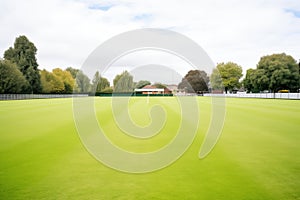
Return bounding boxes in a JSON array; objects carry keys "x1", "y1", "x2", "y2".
[
  {"x1": 142, "y1": 85, "x2": 157, "y2": 89},
  {"x1": 134, "y1": 85, "x2": 164, "y2": 92},
  {"x1": 134, "y1": 88, "x2": 164, "y2": 92}
]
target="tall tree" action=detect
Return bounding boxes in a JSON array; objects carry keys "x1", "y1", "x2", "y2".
[
  {"x1": 113, "y1": 74, "x2": 122, "y2": 88},
  {"x1": 113, "y1": 70, "x2": 134, "y2": 92},
  {"x1": 298, "y1": 60, "x2": 300, "y2": 91},
  {"x1": 76, "y1": 70, "x2": 91, "y2": 93},
  {"x1": 178, "y1": 70, "x2": 209, "y2": 93},
  {"x1": 216, "y1": 62, "x2": 243, "y2": 93},
  {"x1": 252, "y1": 69, "x2": 270, "y2": 92},
  {"x1": 4, "y1": 35, "x2": 41, "y2": 93},
  {"x1": 243, "y1": 68, "x2": 269, "y2": 93},
  {"x1": 243, "y1": 68, "x2": 256, "y2": 93},
  {"x1": 0, "y1": 60, "x2": 28, "y2": 93},
  {"x1": 91, "y1": 71, "x2": 110, "y2": 92},
  {"x1": 135, "y1": 80, "x2": 151, "y2": 89},
  {"x1": 244, "y1": 53, "x2": 299, "y2": 93},
  {"x1": 255, "y1": 53, "x2": 299, "y2": 92}
]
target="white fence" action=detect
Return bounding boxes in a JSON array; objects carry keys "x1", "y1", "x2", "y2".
[
  {"x1": 204, "y1": 93, "x2": 300, "y2": 99},
  {"x1": 0, "y1": 94, "x2": 89, "y2": 100},
  {"x1": 1, "y1": 93, "x2": 300, "y2": 100}
]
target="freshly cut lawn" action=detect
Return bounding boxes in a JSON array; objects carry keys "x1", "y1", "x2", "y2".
[{"x1": 0, "y1": 97, "x2": 299, "y2": 199}]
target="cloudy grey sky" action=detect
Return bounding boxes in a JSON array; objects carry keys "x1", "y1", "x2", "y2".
[{"x1": 1, "y1": 0, "x2": 300, "y2": 83}]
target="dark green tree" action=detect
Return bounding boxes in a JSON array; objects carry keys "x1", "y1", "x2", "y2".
[
  {"x1": 243, "y1": 68, "x2": 256, "y2": 93},
  {"x1": 4, "y1": 35, "x2": 41, "y2": 93},
  {"x1": 0, "y1": 60, "x2": 28, "y2": 93},
  {"x1": 113, "y1": 70, "x2": 134, "y2": 92},
  {"x1": 216, "y1": 62, "x2": 243, "y2": 93},
  {"x1": 251, "y1": 69, "x2": 269, "y2": 92},
  {"x1": 178, "y1": 70, "x2": 209, "y2": 93},
  {"x1": 135, "y1": 80, "x2": 151, "y2": 89},
  {"x1": 298, "y1": 60, "x2": 300, "y2": 91},
  {"x1": 256, "y1": 53, "x2": 299, "y2": 92}
]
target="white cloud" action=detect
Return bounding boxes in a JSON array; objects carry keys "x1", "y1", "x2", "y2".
[{"x1": 1, "y1": 0, "x2": 300, "y2": 83}]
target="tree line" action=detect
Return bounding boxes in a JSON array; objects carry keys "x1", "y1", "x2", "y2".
[
  {"x1": 0, "y1": 36, "x2": 172, "y2": 94},
  {"x1": 0, "y1": 36, "x2": 110, "y2": 94},
  {"x1": 178, "y1": 54, "x2": 299, "y2": 94},
  {"x1": 1, "y1": 35, "x2": 299, "y2": 94},
  {"x1": 178, "y1": 62, "x2": 245, "y2": 93},
  {"x1": 179, "y1": 56, "x2": 299, "y2": 94}
]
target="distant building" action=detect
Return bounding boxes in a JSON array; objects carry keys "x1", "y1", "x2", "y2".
[
  {"x1": 166, "y1": 84, "x2": 178, "y2": 94},
  {"x1": 134, "y1": 85, "x2": 173, "y2": 95}
]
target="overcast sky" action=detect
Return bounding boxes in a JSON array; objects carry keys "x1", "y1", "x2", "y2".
[{"x1": 1, "y1": 0, "x2": 300, "y2": 83}]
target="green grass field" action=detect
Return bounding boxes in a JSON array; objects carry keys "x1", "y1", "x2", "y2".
[{"x1": 0, "y1": 97, "x2": 299, "y2": 199}]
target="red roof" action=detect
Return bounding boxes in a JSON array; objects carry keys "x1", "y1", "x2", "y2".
[
  {"x1": 142, "y1": 85, "x2": 172, "y2": 92},
  {"x1": 142, "y1": 85, "x2": 157, "y2": 89}
]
